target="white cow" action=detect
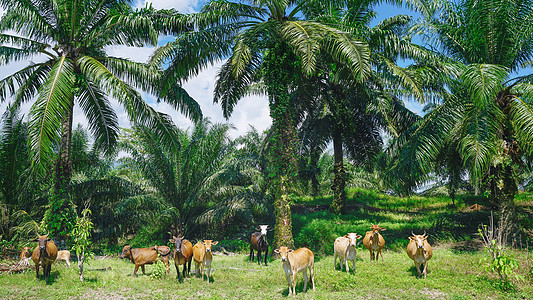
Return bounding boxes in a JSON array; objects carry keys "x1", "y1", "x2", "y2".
[{"x1": 334, "y1": 233, "x2": 362, "y2": 272}]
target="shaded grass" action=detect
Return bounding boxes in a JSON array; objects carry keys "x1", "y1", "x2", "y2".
[{"x1": 0, "y1": 247, "x2": 531, "y2": 299}]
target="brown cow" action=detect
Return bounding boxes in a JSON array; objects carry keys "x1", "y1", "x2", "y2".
[
  {"x1": 250, "y1": 225, "x2": 270, "y2": 266},
  {"x1": 193, "y1": 240, "x2": 218, "y2": 283},
  {"x1": 406, "y1": 231, "x2": 433, "y2": 278},
  {"x1": 56, "y1": 250, "x2": 71, "y2": 267},
  {"x1": 274, "y1": 247, "x2": 315, "y2": 296},
  {"x1": 170, "y1": 236, "x2": 193, "y2": 280},
  {"x1": 32, "y1": 234, "x2": 58, "y2": 281},
  {"x1": 362, "y1": 223, "x2": 386, "y2": 261},
  {"x1": 119, "y1": 245, "x2": 159, "y2": 276},
  {"x1": 155, "y1": 245, "x2": 172, "y2": 275}
]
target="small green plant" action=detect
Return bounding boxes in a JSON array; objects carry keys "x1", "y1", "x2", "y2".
[
  {"x1": 478, "y1": 212, "x2": 524, "y2": 290},
  {"x1": 150, "y1": 260, "x2": 166, "y2": 279},
  {"x1": 72, "y1": 208, "x2": 94, "y2": 282}
]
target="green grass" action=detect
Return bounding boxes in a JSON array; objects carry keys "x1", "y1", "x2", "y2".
[
  {"x1": 0, "y1": 247, "x2": 531, "y2": 299},
  {"x1": 1, "y1": 189, "x2": 531, "y2": 298}
]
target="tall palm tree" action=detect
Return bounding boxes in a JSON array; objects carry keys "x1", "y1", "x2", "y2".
[
  {"x1": 394, "y1": 0, "x2": 533, "y2": 210},
  {"x1": 0, "y1": 0, "x2": 200, "y2": 199},
  {"x1": 150, "y1": 0, "x2": 371, "y2": 247},
  {"x1": 296, "y1": 0, "x2": 433, "y2": 212}
]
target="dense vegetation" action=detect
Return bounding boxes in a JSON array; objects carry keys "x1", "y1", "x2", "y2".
[{"x1": 0, "y1": 0, "x2": 532, "y2": 297}]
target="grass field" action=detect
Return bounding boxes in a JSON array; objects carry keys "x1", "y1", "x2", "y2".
[
  {"x1": 1, "y1": 190, "x2": 532, "y2": 299},
  {"x1": 0, "y1": 246, "x2": 531, "y2": 299}
]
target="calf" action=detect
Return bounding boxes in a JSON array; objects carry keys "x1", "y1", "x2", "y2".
[
  {"x1": 56, "y1": 250, "x2": 71, "y2": 267},
  {"x1": 155, "y1": 245, "x2": 172, "y2": 275},
  {"x1": 193, "y1": 240, "x2": 218, "y2": 283},
  {"x1": 406, "y1": 231, "x2": 433, "y2": 278},
  {"x1": 19, "y1": 247, "x2": 32, "y2": 268},
  {"x1": 362, "y1": 223, "x2": 386, "y2": 261},
  {"x1": 250, "y1": 225, "x2": 271, "y2": 266},
  {"x1": 274, "y1": 247, "x2": 315, "y2": 296},
  {"x1": 170, "y1": 236, "x2": 193, "y2": 280},
  {"x1": 31, "y1": 234, "x2": 58, "y2": 281},
  {"x1": 119, "y1": 245, "x2": 158, "y2": 276},
  {"x1": 334, "y1": 233, "x2": 362, "y2": 272}
]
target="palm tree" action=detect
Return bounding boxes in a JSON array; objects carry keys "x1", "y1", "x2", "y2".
[
  {"x1": 296, "y1": 0, "x2": 434, "y2": 212},
  {"x1": 394, "y1": 0, "x2": 533, "y2": 210},
  {"x1": 119, "y1": 119, "x2": 269, "y2": 239},
  {"x1": 0, "y1": 0, "x2": 200, "y2": 199}
]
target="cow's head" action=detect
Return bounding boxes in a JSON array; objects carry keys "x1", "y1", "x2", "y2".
[
  {"x1": 34, "y1": 234, "x2": 51, "y2": 252},
  {"x1": 170, "y1": 236, "x2": 184, "y2": 254},
  {"x1": 370, "y1": 223, "x2": 386, "y2": 235},
  {"x1": 202, "y1": 240, "x2": 218, "y2": 252},
  {"x1": 274, "y1": 246, "x2": 293, "y2": 262},
  {"x1": 344, "y1": 233, "x2": 362, "y2": 246},
  {"x1": 21, "y1": 247, "x2": 31, "y2": 258},
  {"x1": 409, "y1": 231, "x2": 428, "y2": 249},
  {"x1": 256, "y1": 225, "x2": 270, "y2": 236},
  {"x1": 120, "y1": 245, "x2": 132, "y2": 259}
]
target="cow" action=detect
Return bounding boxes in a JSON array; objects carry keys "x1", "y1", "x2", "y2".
[
  {"x1": 274, "y1": 247, "x2": 315, "y2": 296},
  {"x1": 406, "y1": 231, "x2": 433, "y2": 278},
  {"x1": 19, "y1": 247, "x2": 32, "y2": 268},
  {"x1": 250, "y1": 225, "x2": 271, "y2": 266},
  {"x1": 119, "y1": 245, "x2": 159, "y2": 276},
  {"x1": 334, "y1": 233, "x2": 362, "y2": 272},
  {"x1": 170, "y1": 236, "x2": 193, "y2": 280},
  {"x1": 155, "y1": 245, "x2": 172, "y2": 275},
  {"x1": 362, "y1": 223, "x2": 386, "y2": 261},
  {"x1": 56, "y1": 250, "x2": 71, "y2": 267},
  {"x1": 192, "y1": 240, "x2": 218, "y2": 283},
  {"x1": 31, "y1": 233, "x2": 58, "y2": 281}
]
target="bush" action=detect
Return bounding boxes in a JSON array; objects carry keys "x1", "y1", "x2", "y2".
[{"x1": 150, "y1": 260, "x2": 167, "y2": 279}]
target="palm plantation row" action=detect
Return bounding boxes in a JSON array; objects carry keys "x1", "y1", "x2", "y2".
[{"x1": 1, "y1": 0, "x2": 533, "y2": 253}]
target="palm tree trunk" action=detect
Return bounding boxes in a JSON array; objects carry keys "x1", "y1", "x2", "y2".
[
  {"x1": 55, "y1": 100, "x2": 74, "y2": 197},
  {"x1": 265, "y1": 42, "x2": 297, "y2": 249},
  {"x1": 330, "y1": 124, "x2": 346, "y2": 214}
]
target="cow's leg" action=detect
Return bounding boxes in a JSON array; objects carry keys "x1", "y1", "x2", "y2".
[
  {"x1": 379, "y1": 250, "x2": 384, "y2": 261},
  {"x1": 141, "y1": 264, "x2": 146, "y2": 275},
  {"x1": 186, "y1": 259, "x2": 191, "y2": 277},
  {"x1": 257, "y1": 250, "x2": 262, "y2": 265},
  {"x1": 352, "y1": 258, "x2": 356, "y2": 272},
  {"x1": 310, "y1": 264, "x2": 315, "y2": 291},
  {"x1": 249, "y1": 247, "x2": 254, "y2": 262},
  {"x1": 345, "y1": 257, "x2": 349, "y2": 272},
  {"x1": 194, "y1": 261, "x2": 199, "y2": 278},
  {"x1": 206, "y1": 265, "x2": 211, "y2": 283},
  {"x1": 35, "y1": 263, "x2": 40, "y2": 279},
  {"x1": 175, "y1": 262, "x2": 181, "y2": 280},
  {"x1": 415, "y1": 262, "x2": 421, "y2": 277},
  {"x1": 303, "y1": 270, "x2": 308, "y2": 293},
  {"x1": 333, "y1": 253, "x2": 337, "y2": 270},
  {"x1": 292, "y1": 268, "x2": 298, "y2": 296},
  {"x1": 423, "y1": 261, "x2": 427, "y2": 278},
  {"x1": 284, "y1": 272, "x2": 292, "y2": 295},
  {"x1": 264, "y1": 247, "x2": 268, "y2": 266},
  {"x1": 134, "y1": 264, "x2": 140, "y2": 276},
  {"x1": 66, "y1": 258, "x2": 71, "y2": 268}
]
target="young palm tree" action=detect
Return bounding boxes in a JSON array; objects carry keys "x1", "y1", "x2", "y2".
[
  {"x1": 150, "y1": 0, "x2": 370, "y2": 247},
  {"x1": 0, "y1": 0, "x2": 200, "y2": 198},
  {"x1": 395, "y1": 0, "x2": 533, "y2": 209}
]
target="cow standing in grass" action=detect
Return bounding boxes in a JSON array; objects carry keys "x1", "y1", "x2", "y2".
[
  {"x1": 119, "y1": 245, "x2": 159, "y2": 276},
  {"x1": 250, "y1": 225, "x2": 271, "y2": 266},
  {"x1": 406, "y1": 231, "x2": 433, "y2": 278},
  {"x1": 363, "y1": 224, "x2": 386, "y2": 261},
  {"x1": 274, "y1": 247, "x2": 315, "y2": 296},
  {"x1": 193, "y1": 240, "x2": 218, "y2": 283},
  {"x1": 334, "y1": 233, "x2": 362, "y2": 272},
  {"x1": 32, "y1": 234, "x2": 58, "y2": 281},
  {"x1": 170, "y1": 236, "x2": 193, "y2": 280}
]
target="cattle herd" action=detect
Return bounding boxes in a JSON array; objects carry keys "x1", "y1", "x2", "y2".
[{"x1": 22, "y1": 224, "x2": 433, "y2": 295}]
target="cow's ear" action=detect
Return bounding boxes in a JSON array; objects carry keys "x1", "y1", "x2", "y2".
[
  {"x1": 408, "y1": 236, "x2": 414, "y2": 241},
  {"x1": 212, "y1": 241, "x2": 218, "y2": 245},
  {"x1": 288, "y1": 249, "x2": 294, "y2": 253},
  {"x1": 46, "y1": 238, "x2": 52, "y2": 242},
  {"x1": 357, "y1": 235, "x2": 362, "y2": 239},
  {"x1": 274, "y1": 249, "x2": 280, "y2": 254},
  {"x1": 33, "y1": 239, "x2": 38, "y2": 242},
  {"x1": 380, "y1": 228, "x2": 387, "y2": 231},
  {"x1": 344, "y1": 235, "x2": 349, "y2": 238},
  {"x1": 169, "y1": 239, "x2": 174, "y2": 243}
]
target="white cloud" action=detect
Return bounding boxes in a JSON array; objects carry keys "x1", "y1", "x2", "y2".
[{"x1": 135, "y1": 0, "x2": 201, "y2": 13}]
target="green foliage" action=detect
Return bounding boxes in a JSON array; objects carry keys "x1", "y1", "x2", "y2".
[
  {"x1": 41, "y1": 195, "x2": 76, "y2": 240},
  {"x1": 150, "y1": 260, "x2": 167, "y2": 279},
  {"x1": 72, "y1": 209, "x2": 93, "y2": 259}
]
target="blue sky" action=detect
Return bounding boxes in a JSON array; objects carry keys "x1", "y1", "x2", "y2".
[{"x1": 0, "y1": 1, "x2": 425, "y2": 138}]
